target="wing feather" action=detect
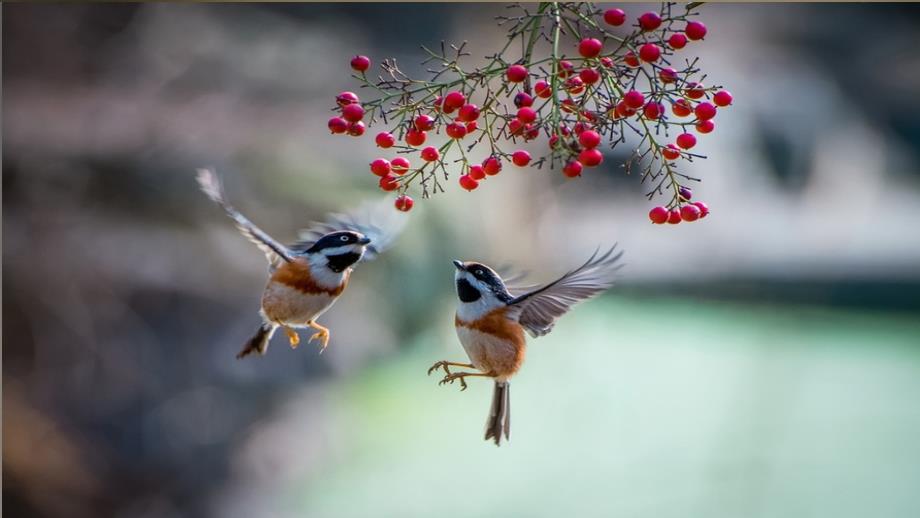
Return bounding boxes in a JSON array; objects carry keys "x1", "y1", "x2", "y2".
[{"x1": 290, "y1": 198, "x2": 408, "y2": 261}]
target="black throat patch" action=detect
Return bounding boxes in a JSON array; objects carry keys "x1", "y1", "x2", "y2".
[
  {"x1": 326, "y1": 252, "x2": 362, "y2": 273},
  {"x1": 456, "y1": 278, "x2": 482, "y2": 302}
]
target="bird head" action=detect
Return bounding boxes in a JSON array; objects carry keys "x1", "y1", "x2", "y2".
[
  {"x1": 453, "y1": 260, "x2": 513, "y2": 305},
  {"x1": 305, "y1": 230, "x2": 371, "y2": 272}
]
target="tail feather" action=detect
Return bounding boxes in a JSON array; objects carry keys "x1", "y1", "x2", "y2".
[
  {"x1": 484, "y1": 382, "x2": 510, "y2": 446},
  {"x1": 237, "y1": 323, "x2": 275, "y2": 359}
]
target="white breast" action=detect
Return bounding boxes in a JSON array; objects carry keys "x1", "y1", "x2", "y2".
[{"x1": 261, "y1": 282, "x2": 336, "y2": 326}]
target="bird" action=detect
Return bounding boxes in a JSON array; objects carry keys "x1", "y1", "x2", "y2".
[
  {"x1": 196, "y1": 168, "x2": 406, "y2": 359},
  {"x1": 428, "y1": 246, "x2": 624, "y2": 445}
]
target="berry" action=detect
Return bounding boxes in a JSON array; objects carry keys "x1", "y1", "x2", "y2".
[
  {"x1": 483, "y1": 156, "x2": 502, "y2": 175},
  {"x1": 405, "y1": 129, "x2": 426, "y2": 147},
  {"x1": 336, "y1": 91, "x2": 360, "y2": 106},
  {"x1": 375, "y1": 132, "x2": 396, "y2": 148},
  {"x1": 378, "y1": 174, "x2": 399, "y2": 192},
  {"x1": 694, "y1": 102, "x2": 717, "y2": 121},
  {"x1": 696, "y1": 120, "x2": 715, "y2": 134},
  {"x1": 668, "y1": 33, "x2": 688, "y2": 50},
  {"x1": 558, "y1": 60, "x2": 575, "y2": 78},
  {"x1": 639, "y1": 43, "x2": 661, "y2": 63},
  {"x1": 573, "y1": 121, "x2": 591, "y2": 135},
  {"x1": 578, "y1": 38, "x2": 603, "y2": 58},
  {"x1": 578, "y1": 130, "x2": 601, "y2": 149},
  {"x1": 514, "y1": 92, "x2": 534, "y2": 108},
  {"x1": 713, "y1": 90, "x2": 733, "y2": 107},
  {"x1": 680, "y1": 204, "x2": 701, "y2": 222},
  {"x1": 548, "y1": 135, "x2": 560, "y2": 149},
  {"x1": 524, "y1": 124, "x2": 539, "y2": 141},
  {"x1": 692, "y1": 201, "x2": 710, "y2": 217},
  {"x1": 394, "y1": 194, "x2": 414, "y2": 212},
  {"x1": 433, "y1": 96, "x2": 443, "y2": 112},
  {"x1": 624, "y1": 51, "x2": 639, "y2": 67},
  {"x1": 638, "y1": 12, "x2": 662, "y2": 31},
  {"x1": 507, "y1": 64, "x2": 529, "y2": 83},
  {"x1": 443, "y1": 91, "x2": 466, "y2": 111},
  {"x1": 468, "y1": 164, "x2": 486, "y2": 180},
  {"x1": 601, "y1": 57, "x2": 614, "y2": 68},
  {"x1": 517, "y1": 107, "x2": 537, "y2": 124},
  {"x1": 604, "y1": 8, "x2": 626, "y2": 26},
  {"x1": 678, "y1": 186, "x2": 693, "y2": 201},
  {"x1": 342, "y1": 103, "x2": 365, "y2": 122},
  {"x1": 414, "y1": 114, "x2": 435, "y2": 131},
  {"x1": 579, "y1": 68, "x2": 600, "y2": 84},
  {"x1": 667, "y1": 208, "x2": 682, "y2": 224},
  {"x1": 560, "y1": 99, "x2": 577, "y2": 113},
  {"x1": 350, "y1": 55, "x2": 370, "y2": 72},
  {"x1": 659, "y1": 67, "x2": 678, "y2": 83},
  {"x1": 458, "y1": 174, "x2": 479, "y2": 191},
  {"x1": 643, "y1": 101, "x2": 663, "y2": 120},
  {"x1": 328, "y1": 117, "x2": 348, "y2": 134},
  {"x1": 563, "y1": 160, "x2": 583, "y2": 178},
  {"x1": 685, "y1": 82, "x2": 705, "y2": 99},
  {"x1": 672, "y1": 99, "x2": 692, "y2": 117},
  {"x1": 347, "y1": 121, "x2": 366, "y2": 136},
  {"x1": 615, "y1": 101, "x2": 637, "y2": 118},
  {"x1": 676, "y1": 133, "x2": 697, "y2": 150},
  {"x1": 534, "y1": 80, "x2": 552, "y2": 98},
  {"x1": 446, "y1": 121, "x2": 468, "y2": 139},
  {"x1": 391, "y1": 157, "x2": 410, "y2": 174},
  {"x1": 685, "y1": 21, "x2": 707, "y2": 40},
  {"x1": 420, "y1": 146, "x2": 440, "y2": 162},
  {"x1": 649, "y1": 206, "x2": 669, "y2": 224},
  {"x1": 369, "y1": 158, "x2": 391, "y2": 177},
  {"x1": 512, "y1": 150, "x2": 531, "y2": 167},
  {"x1": 662, "y1": 144, "x2": 681, "y2": 160},
  {"x1": 466, "y1": 121, "x2": 478, "y2": 132},
  {"x1": 566, "y1": 76, "x2": 585, "y2": 95},
  {"x1": 508, "y1": 119, "x2": 524, "y2": 136},
  {"x1": 624, "y1": 90, "x2": 645, "y2": 109},
  {"x1": 578, "y1": 148, "x2": 604, "y2": 166}
]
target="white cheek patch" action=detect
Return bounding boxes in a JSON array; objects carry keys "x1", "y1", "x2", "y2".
[
  {"x1": 308, "y1": 254, "x2": 347, "y2": 288},
  {"x1": 456, "y1": 273, "x2": 504, "y2": 321}
]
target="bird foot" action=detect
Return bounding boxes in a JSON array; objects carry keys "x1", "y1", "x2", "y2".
[
  {"x1": 438, "y1": 372, "x2": 470, "y2": 391},
  {"x1": 427, "y1": 361, "x2": 453, "y2": 377},
  {"x1": 309, "y1": 328, "x2": 330, "y2": 353},
  {"x1": 283, "y1": 326, "x2": 300, "y2": 349}
]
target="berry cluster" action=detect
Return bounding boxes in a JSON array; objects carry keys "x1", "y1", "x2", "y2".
[{"x1": 326, "y1": 2, "x2": 732, "y2": 218}]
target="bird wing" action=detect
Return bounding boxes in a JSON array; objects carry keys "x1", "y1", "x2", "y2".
[
  {"x1": 291, "y1": 198, "x2": 408, "y2": 261},
  {"x1": 196, "y1": 168, "x2": 294, "y2": 269},
  {"x1": 506, "y1": 245, "x2": 625, "y2": 338},
  {"x1": 494, "y1": 265, "x2": 541, "y2": 297}
]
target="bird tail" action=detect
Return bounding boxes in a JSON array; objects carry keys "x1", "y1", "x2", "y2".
[
  {"x1": 237, "y1": 323, "x2": 275, "y2": 359},
  {"x1": 484, "y1": 381, "x2": 510, "y2": 446}
]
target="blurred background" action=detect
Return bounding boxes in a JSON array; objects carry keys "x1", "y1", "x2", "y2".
[{"x1": 4, "y1": 3, "x2": 920, "y2": 517}]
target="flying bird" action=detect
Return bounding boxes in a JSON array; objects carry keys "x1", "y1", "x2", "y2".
[
  {"x1": 196, "y1": 168, "x2": 406, "y2": 358},
  {"x1": 430, "y1": 246, "x2": 624, "y2": 445}
]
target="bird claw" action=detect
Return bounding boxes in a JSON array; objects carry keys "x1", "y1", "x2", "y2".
[
  {"x1": 438, "y1": 373, "x2": 469, "y2": 391},
  {"x1": 283, "y1": 326, "x2": 300, "y2": 349},
  {"x1": 427, "y1": 361, "x2": 452, "y2": 377},
  {"x1": 309, "y1": 330, "x2": 330, "y2": 353}
]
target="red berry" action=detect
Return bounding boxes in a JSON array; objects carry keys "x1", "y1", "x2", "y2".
[
  {"x1": 578, "y1": 148, "x2": 604, "y2": 167},
  {"x1": 662, "y1": 144, "x2": 681, "y2": 160},
  {"x1": 534, "y1": 80, "x2": 552, "y2": 99},
  {"x1": 563, "y1": 160, "x2": 583, "y2": 178},
  {"x1": 685, "y1": 21, "x2": 707, "y2": 40},
  {"x1": 336, "y1": 91, "x2": 360, "y2": 106},
  {"x1": 420, "y1": 146, "x2": 440, "y2": 162},
  {"x1": 405, "y1": 129, "x2": 426, "y2": 147},
  {"x1": 514, "y1": 92, "x2": 534, "y2": 108},
  {"x1": 624, "y1": 51, "x2": 639, "y2": 67},
  {"x1": 483, "y1": 156, "x2": 502, "y2": 175},
  {"x1": 548, "y1": 135, "x2": 560, "y2": 149},
  {"x1": 685, "y1": 82, "x2": 705, "y2": 99},
  {"x1": 649, "y1": 206, "x2": 669, "y2": 224},
  {"x1": 638, "y1": 12, "x2": 662, "y2": 31},
  {"x1": 679, "y1": 186, "x2": 693, "y2": 201},
  {"x1": 466, "y1": 121, "x2": 478, "y2": 133},
  {"x1": 508, "y1": 119, "x2": 524, "y2": 136},
  {"x1": 414, "y1": 114, "x2": 435, "y2": 131},
  {"x1": 517, "y1": 107, "x2": 537, "y2": 124},
  {"x1": 468, "y1": 164, "x2": 486, "y2": 180},
  {"x1": 713, "y1": 90, "x2": 733, "y2": 107},
  {"x1": 566, "y1": 76, "x2": 585, "y2": 95},
  {"x1": 458, "y1": 174, "x2": 479, "y2": 191},
  {"x1": 369, "y1": 158, "x2": 391, "y2": 177},
  {"x1": 342, "y1": 103, "x2": 365, "y2": 122},
  {"x1": 445, "y1": 121, "x2": 467, "y2": 139},
  {"x1": 443, "y1": 91, "x2": 466, "y2": 111},
  {"x1": 624, "y1": 90, "x2": 645, "y2": 109},
  {"x1": 391, "y1": 157, "x2": 410, "y2": 175},
  {"x1": 672, "y1": 99, "x2": 692, "y2": 117},
  {"x1": 604, "y1": 8, "x2": 626, "y2": 26},
  {"x1": 560, "y1": 99, "x2": 577, "y2": 113},
  {"x1": 680, "y1": 204, "x2": 701, "y2": 222},
  {"x1": 694, "y1": 102, "x2": 717, "y2": 121},
  {"x1": 394, "y1": 194, "x2": 414, "y2": 212},
  {"x1": 692, "y1": 201, "x2": 710, "y2": 218},
  {"x1": 659, "y1": 67, "x2": 678, "y2": 83},
  {"x1": 578, "y1": 130, "x2": 601, "y2": 149},
  {"x1": 558, "y1": 60, "x2": 575, "y2": 78},
  {"x1": 328, "y1": 117, "x2": 348, "y2": 134},
  {"x1": 614, "y1": 101, "x2": 637, "y2": 118},
  {"x1": 507, "y1": 64, "x2": 529, "y2": 83},
  {"x1": 347, "y1": 121, "x2": 365, "y2": 136},
  {"x1": 524, "y1": 124, "x2": 539, "y2": 141},
  {"x1": 676, "y1": 133, "x2": 697, "y2": 150},
  {"x1": 579, "y1": 68, "x2": 600, "y2": 84},
  {"x1": 378, "y1": 174, "x2": 399, "y2": 192},
  {"x1": 512, "y1": 150, "x2": 531, "y2": 167},
  {"x1": 375, "y1": 132, "x2": 395, "y2": 148},
  {"x1": 639, "y1": 43, "x2": 661, "y2": 63},
  {"x1": 578, "y1": 38, "x2": 603, "y2": 58},
  {"x1": 667, "y1": 208, "x2": 682, "y2": 224},
  {"x1": 433, "y1": 96, "x2": 443, "y2": 112},
  {"x1": 668, "y1": 33, "x2": 688, "y2": 49},
  {"x1": 696, "y1": 120, "x2": 715, "y2": 134},
  {"x1": 643, "y1": 101, "x2": 663, "y2": 120},
  {"x1": 600, "y1": 56, "x2": 614, "y2": 68},
  {"x1": 350, "y1": 55, "x2": 370, "y2": 72},
  {"x1": 573, "y1": 122, "x2": 590, "y2": 135}
]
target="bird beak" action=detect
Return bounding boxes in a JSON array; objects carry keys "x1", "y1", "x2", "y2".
[
  {"x1": 453, "y1": 260, "x2": 465, "y2": 271},
  {"x1": 358, "y1": 236, "x2": 371, "y2": 245}
]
